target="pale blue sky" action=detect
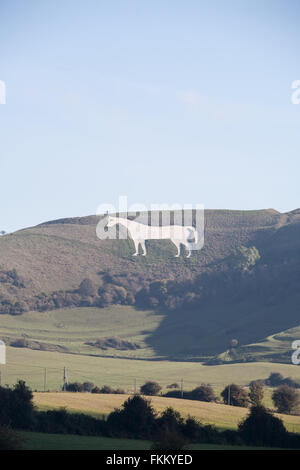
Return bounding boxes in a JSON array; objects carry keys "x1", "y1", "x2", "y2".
[{"x1": 0, "y1": 0, "x2": 299, "y2": 233}]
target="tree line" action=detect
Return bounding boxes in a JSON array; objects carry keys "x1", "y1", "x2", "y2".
[
  {"x1": 2, "y1": 243, "x2": 299, "y2": 317},
  {"x1": 1, "y1": 381, "x2": 300, "y2": 450},
  {"x1": 63, "y1": 375, "x2": 300, "y2": 415}
]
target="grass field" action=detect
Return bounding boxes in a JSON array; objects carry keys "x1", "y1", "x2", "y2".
[
  {"x1": 33, "y1": 392, "x2": 300, "y2": 434},
  {"x1": 21, "y1": 432, "x2": 277, "y2": 450},
  {"x1": 0, "y1": 306, "x2": 162, "y2": 359},
  {"x1": 1, "y1": 300, "x2": 300, "y2": 366},
  {"x1": 3, "y1": 346, "x2": 300, "y2": 393},
  {"x1": 22, "y1": 432, "x2": 151, "y2": 450}
]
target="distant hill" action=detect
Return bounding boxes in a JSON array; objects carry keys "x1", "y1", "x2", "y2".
[{"x1": 0, "y1": 208, "x2": 299, "y2": 363}]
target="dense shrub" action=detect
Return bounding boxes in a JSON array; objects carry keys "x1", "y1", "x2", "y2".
[
  {"x1": 65, "y1": 382, "x2": 84, "y2": 392},
  {"x1": 140, "y1": 381, "x2": 162, "y2": 396},
  {"x1": 78, "y1": 279, "x2": 97, "y2": 297},
  {"x1": 166, "y1": 383, "x2": 179, "y2": 389},
  {"x1": 0, "y1": 426, "x2": 23, "y2": 450},
  {"x1": 272, "y1": 385, "x2": 300, "y2": 415},
  {"x1": 249, "y1": 380, "x2": 264, "y2": 406},
  {"x1": 189, "y1": 384, "x2": 216, "y2": 402},
  {"x1": 265, "y1": 372, "x2": 285, "y2": 387},
  {"x1": 83, "y1": 382, "x2": 94, "y2": 392},
  {"x1": 221, "y1": 384, "x2": 249, "y2": 407},
  {"x1": 152, "y1": 426, "x2": 187, "y2": 451},
  {"x1": 156, "y1": 407, "x2": 184, "y2": 431},
  {"x1": 238, "y1": 405, "x2": 288, "y2": 447},
  {"x1": 229, "y1": 246, "x2": 260, "y2": 272},
  {"x1": 107, "y1": 395, "x2": 157, "y2": 439},
  {"x1": 0, "y1": 381, "x2": 34, "y2": 429},
  {"x1": 34, "y1": 408, "x2": 107, "y2": 436}
]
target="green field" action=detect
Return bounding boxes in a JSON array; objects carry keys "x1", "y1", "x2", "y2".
[
  {"x1": 21, "y1": 432, "x2": 278, "y2": 450},
  {"x1": 3, "y1": 345, "x2": 300, "y2": 393},
  {"x1": 22, "y1": 432, "x2": 151, "y2": 450},
  {"x1": 0, "y1": 306, "x2": 162, "y2": 359},
  {"x1": 1, "y1": 302, "x2": 300, "y2": 365}
]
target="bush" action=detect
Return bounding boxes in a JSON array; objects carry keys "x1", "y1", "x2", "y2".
[
  {"x1": 140, "y1": 381, "x2": 162, "y2": 396},
  {"x1": 65, "y1": 382, "x2": 84, "y2": 392},
  {"x1": 272, "y1": 385, "x2": 300, "y2": 415},
  {"x1": 99, "y1": 385, "x2": 114, "y2": 394},
  {"x1": 156, "y1": 407, "x2": 184, "y2": 431},
  {"x1": 152, "y1": 426, "x2": 187, "y2": 451},
  {"x1": 107, "y1": 395, "x2": 157, "y2": 439},
  {"x1": 34, "y1": 408, "x2": 107, "y2": 436},
  {"x1": 166, "y1": 383, "x2": 179, "y2": 389},
  {"x1": 238, "y1": 405, "x2": 288, "y2": 447},
  {"x1": 83, "y1": 382, "x2": 94, "y2": 392},
  {"x1": 189, "y1": 384, "x2": 216, "y2": 402},
  {"x1": 229, "y1": 246, "x2": 260, "y2": 271},
  {"x1": 0, "y1": 426, "x2": 23, "y2": 450},
  {"x1": 0, "y1": 381, "x2": 34, "y2": 429},
  {"x1": 265, "y1": 372, "x2": 284, "y2": 387},
  {"x1": 249, "y1": 380, "x2": 264, "y2": 406},
  {"x1": 221, "y1": 384, "x2": 249, "y2": 407},
  {"x1": 78, "y1": 278, "x2": 97, "y2": 297}
]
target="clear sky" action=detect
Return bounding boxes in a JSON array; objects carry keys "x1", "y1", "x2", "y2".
[{"x1": 0, "y1": 0, "x2": 300, "y2": 233}]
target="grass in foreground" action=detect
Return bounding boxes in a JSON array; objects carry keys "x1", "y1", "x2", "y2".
[{"x1": 21, "y1": 432, "x2": 276, "y2": 450}]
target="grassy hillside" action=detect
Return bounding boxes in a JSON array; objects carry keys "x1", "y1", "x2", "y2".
[
  {"x1": 32, "y1": 392, "x2": 300, "y2": 434},
  {"x1": 0, "y1": 208, "x2": 300, "y2": 362},
  {"x1": 0, "y1": 208, "x2": 296, "y2": 297}
]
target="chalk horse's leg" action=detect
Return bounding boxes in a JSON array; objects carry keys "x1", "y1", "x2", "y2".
[
  {"x1": 185, "y1": 242, "x2": 192, "y2": 258},
  {"x1": 140, "y1": 239, "x2": 147, "y2": 256},
  {"x1": 171, "y1": 239, "x2": 181, "y2": 257},
  {"x1": 133, "y1": 239, "x2": 140, "y2": 256}
]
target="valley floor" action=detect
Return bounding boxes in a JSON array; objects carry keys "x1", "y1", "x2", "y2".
[{"x1": 3, "y1": 346, "x2": 300, "y2": 393}]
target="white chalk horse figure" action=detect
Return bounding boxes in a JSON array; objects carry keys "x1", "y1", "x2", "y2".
[{"x1": 105, "y1": 215, "x2": 198, "y2": 257}]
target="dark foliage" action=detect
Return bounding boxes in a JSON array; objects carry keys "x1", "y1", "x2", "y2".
[
  {"x1": 238, "y1": 405, "x2": 289, "y2": 448},
  {"x1": 106, "y1": 395, "x2": 157, "y2": 439},
  {"x1": 34, "y1": 408, "x2": 107, "y2": 436},
  {"x1": 249, "y1": 381, "x2": 264, "y2": 406},
  {"x1": 140, "y1": 381, "x2": 162, "y2": 396},
  {"x1": 0, "y1": 426, "x2": 23, "y2": 450},
  {"x1": 272, "y1": 385, "x2": 300, "y2": 414},
  {"x1": 265, "y1": 373, "x2": 300, "y2": 389},
  {"x1": 0, "y1": 381, "x2": 34, "y2": 429},
  {"x1": 221, "y1": 384, "x2": 249, "y2": 407},
  {"x1": 188, "y1": 384, "x2": 216, "y2": 402}
]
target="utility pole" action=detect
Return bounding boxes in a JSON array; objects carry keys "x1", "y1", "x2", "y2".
[
  {"x1": 180, "y1": 378, "x2": 184, "y2": 398},
  {"x1": 0, "y1": 371, "x2": 1, "y2": 386},
  {"x1": 134, "y1": 378, "x2": 137, "y2": 395},
  {"x1": 44, "y1": 368, "x2": 47, "y2": 392},
  {"x1": 63, "y1": 367, "x2": 68, "y2": 391}
]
